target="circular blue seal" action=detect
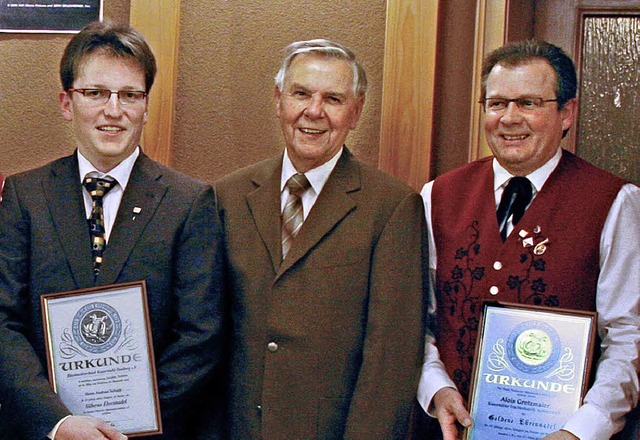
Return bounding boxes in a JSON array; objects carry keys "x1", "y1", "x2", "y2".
[
  {"x1": 72, "y1": 302, "x2": 122, "y2": 354},
  {"x1": 507, "y1": 320, "x2": 560, "y2": 374}
]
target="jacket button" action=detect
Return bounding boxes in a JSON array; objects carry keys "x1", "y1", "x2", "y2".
[
  {"x1": 267, "y1": 342, "x2": 278, "y2": 352},
  {"x1": 493, "y1": 261, "x2": 503, "y2": 270},
  {"x1": 489, "y1": 286, "x2": 499, "y2": 295}
]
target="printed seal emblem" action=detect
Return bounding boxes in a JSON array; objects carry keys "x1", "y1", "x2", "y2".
[
  {"x1": 72, "y1": 302, "x2": 122, "y2": 354},
  {"x1": 507, "y1": 320, "x2": 561, "y2": 374}
]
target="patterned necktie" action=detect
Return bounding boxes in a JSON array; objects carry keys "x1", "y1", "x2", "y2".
[
  {"x1": 83, "y1": 174, "x2": 117, "y2": 275},
  {"x1": 281, "y1": 173, "x2": 311, "y2": 260},
  {"x1": 496, "y1": 176, "x2": 533, "y2": 241}
]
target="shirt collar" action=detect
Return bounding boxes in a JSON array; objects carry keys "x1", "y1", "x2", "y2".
[
  {"x1": 493, "y1": 147, "x2": 562, "y2": 195},
  {"x1": 281, "y1": 146, "x2": 343, "y2": 195},
  {"x1": 78, "y1": 147, "x2": 140, "y2": 190}
]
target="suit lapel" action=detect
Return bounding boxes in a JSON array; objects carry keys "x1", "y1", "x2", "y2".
[
  {"x1": 46, "y1": 154, "x2": 95, "y2": 288},
  {"x1": 277, "y1": 150, "x2": 359, "y2": 277},
  {"x1": 247, "y1": 155, "x2": 284, "y2": 271},
  {"x1": 98, "y1": 154, "x2": 167, "y2": 285}
]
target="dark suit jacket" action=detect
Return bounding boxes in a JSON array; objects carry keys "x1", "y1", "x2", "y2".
[
  {"x1": 216, "y1": 148, "x2": 427, "y2": 439},
  {"x1": 0, "y1": 153, "x2": 225, "y2": 439}
]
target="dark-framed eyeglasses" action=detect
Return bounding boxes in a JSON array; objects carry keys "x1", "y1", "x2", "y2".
[
  {"x1": 68, "y1": 88, "x2": 148, "y2": 106},
  {"x1": 480, "y1": 97, "x2": 558, "y2": 113}
]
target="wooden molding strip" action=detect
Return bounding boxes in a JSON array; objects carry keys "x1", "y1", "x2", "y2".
[
  {"x1": 130, "y1": 0, "x2": 181, "y2": 166},
  {"x1": 379, "y1": 0, "x2": 439, "y2": 190},
  {"x1": 468, "y1": 0, "x2": 507, "y2": 162}
]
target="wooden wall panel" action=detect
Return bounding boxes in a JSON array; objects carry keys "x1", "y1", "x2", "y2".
[
  {"x1": 130, "y1": 0, "x2": 180, "y2": 166},
  {"x1": 379, "y1": 0, "x2": 439, "y2": 190},
  {"x1": 468, "y1": 0, "x2": 507, "y2": 161}
]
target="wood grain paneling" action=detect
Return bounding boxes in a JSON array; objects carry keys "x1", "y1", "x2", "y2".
[
  {"x1": 130, "y1": 0, "x2": 181, "y2": 166},
  {"x1": 379, "y1": 0, "x2": 439, "y2": 190},
  {"x1": 469, "y1": 0, "x2": 507, "y2": 162}
]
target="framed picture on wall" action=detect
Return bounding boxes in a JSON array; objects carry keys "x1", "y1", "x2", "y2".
[{"x1": 0, "y1": 0, "x2": 102, "y2": 33}]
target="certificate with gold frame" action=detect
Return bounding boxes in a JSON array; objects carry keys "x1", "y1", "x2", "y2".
[
  {"x1": 41, "y1": 281, "x2": 162, "y2": 437},
  {"x1": 465, "y1": 301, "x2": 596, "y2": 440}
]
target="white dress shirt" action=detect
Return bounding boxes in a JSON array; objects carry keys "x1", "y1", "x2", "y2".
[
  {"x1": 78, "y1": 147, "x2": 139, "y2": 243},
  {"x1": 418, "y1": 148, "x2": 640, "y2": 440}
]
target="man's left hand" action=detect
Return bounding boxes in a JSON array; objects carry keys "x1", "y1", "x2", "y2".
[{"x1": 541, "y1": 430, "x2": 579, "y2": 440}]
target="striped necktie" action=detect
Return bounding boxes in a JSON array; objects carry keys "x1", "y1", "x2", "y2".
[{"x1": 281, "y1": 173, "x2": 310, "y2": 259}]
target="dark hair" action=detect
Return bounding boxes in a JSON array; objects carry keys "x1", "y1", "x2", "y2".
[
  {"x1": 481, "y1": 39, "x2": 577, "y2": 109},
  {"x1": 274, "y1": 39, "x2": 368, "y2": 99},
  {"x1": 60, "y1": 21, "x2": 157, "y2": 92}
]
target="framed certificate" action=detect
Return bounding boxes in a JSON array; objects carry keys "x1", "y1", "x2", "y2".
[
  {"x1": 41, "y1": 281, "x2": 162, "y2": 437},
  {"x1": 465, "y1": 301, "x2": 596, "y2": 440},
  {"x1": 0, "y1": 0, "x2": 103, "y2": 33}
]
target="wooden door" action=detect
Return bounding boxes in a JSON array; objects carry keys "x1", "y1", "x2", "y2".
[{"x1": 528, "y1": 0, "x2": 640, "y2": 185}]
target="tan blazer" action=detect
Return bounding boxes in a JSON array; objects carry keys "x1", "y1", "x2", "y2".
[{"x1": 216, "y1": 148, "x2": 427, "y2": 439}]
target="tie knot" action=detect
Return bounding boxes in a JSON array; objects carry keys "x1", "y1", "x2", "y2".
[
  {"x1": 504, "y1": 176, "x2": 532, "y2": 200},
  {"x1": 286, "y1": 173, "x2": 310, "y2": 197},
  {"x1": 497, "y1": 176, "x2": 533, "y2": 240},
  {"x1": 83, "y1": 175, "x2": 116, "y2": 200}
]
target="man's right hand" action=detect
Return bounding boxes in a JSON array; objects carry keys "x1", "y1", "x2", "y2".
[
  {"x1": 433, "y1": 387, "x2": 472, "y2": 440},
  {"x1": 56, "y1": 416, "x2": 127, "y2": 440}
]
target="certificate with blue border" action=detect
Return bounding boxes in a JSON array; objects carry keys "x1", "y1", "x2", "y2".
[{"x1": 465, "y1": 302, "x2": 596, "y2": 440}]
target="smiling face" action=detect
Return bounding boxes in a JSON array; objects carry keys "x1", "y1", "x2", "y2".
[
  {"x1": 60, "y1": 52, "x2": 148, "y2": 172},
  {"x1": 275, "y1": 53, "x2": 364, "y2": 172},
  {"x1": 484, "y1": 59, "x2": 576, "y2": 176}
]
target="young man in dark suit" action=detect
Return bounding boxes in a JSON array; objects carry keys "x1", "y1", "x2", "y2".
[
  {"x1": 0, "y1": 22, "x2": 224, "y2": 439},
  {"x1": 216, "y1": 39, "x2": 428, "y2": 439}
]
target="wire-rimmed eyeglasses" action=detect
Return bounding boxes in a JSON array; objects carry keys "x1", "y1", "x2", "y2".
[
  {"x1": 68, "y1": 88, "x2": 148, "y2": 106},
  {"x1": 480, "y1": 97, "x2": 558, "y2": 113}
]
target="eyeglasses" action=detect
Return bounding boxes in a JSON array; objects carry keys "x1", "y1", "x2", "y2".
[
  {"x1": 68, "y1": 88, "x2": 148, "y2": 106},
  {"x1": 480, "y1": 97, "x2": 558, "y2": 112}
]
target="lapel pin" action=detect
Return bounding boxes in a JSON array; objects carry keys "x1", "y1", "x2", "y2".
[
  {"x1": 533, "y1": 238, "x2": 550, "y2": 255},
  {"x1": 522, "y1": 237, "x2": 534, "y2": 248},
  {"x1": 533, "y1": 225, "x2": 542, "y2": 234},
  {"x1": 518, "y1": 229, "x2": 529, "y2": 238},
  {"x1": 133, "y1": 207, "x2": 142, "y2": 214}
]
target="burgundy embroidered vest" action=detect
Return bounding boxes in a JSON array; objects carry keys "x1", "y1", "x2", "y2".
[{"x1": 431, "y1": 150, "x2": 625, "y2": 397}]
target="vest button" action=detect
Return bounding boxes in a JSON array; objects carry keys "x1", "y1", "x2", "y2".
[
  {"x1": 493, "y1": 261, "x2": 503, "y2": 270},
  {"x1": 489, "y1": 286, "x2": 499, "y2": 295},
  {"x1": 267, "y1": 342, "x2": 278, "y2": 352}
]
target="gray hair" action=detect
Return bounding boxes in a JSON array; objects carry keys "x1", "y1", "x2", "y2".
[{"x1": 274, "y1": 39, "x2": 368, "y2": 98}]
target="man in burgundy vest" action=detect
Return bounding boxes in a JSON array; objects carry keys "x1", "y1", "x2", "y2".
[{"x1": 416, "y1": 40, "x2": 639, "y2": 440}]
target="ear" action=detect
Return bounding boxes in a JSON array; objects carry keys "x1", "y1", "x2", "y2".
[
  {"x1": 274, "y1": 85, "x2": 283, "y2": 118},
  {"x1": 59, "y1": 90, "x2": 73, "y2": 122},
  {"x1": 349, "y1": 96, "x2": 365, "y2": 130},
  {"x1": 560, "y1": 97, "x2": 577, "y2": 132}
]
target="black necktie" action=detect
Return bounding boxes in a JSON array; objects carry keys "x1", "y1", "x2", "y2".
[
  {"x1": 496, "y1": 176, "x2": 532, "y2": 241},
  {"x1": 83, "y1": 174, "x2": 117, "y2": 275}
]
